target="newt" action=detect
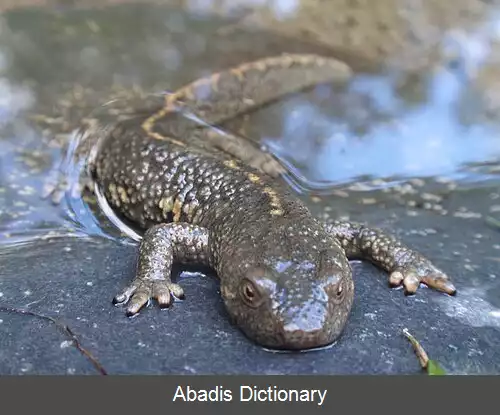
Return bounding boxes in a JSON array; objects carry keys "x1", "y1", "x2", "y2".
[{"x1": 71, "y1": 54, "x2": 456, "y2": 350}]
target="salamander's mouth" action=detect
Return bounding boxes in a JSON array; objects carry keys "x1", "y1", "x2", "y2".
[
  {"x1": 246, "y1": 327, "x2": 343, "y2": 352},
  {"x1": 262, "y1": 341, "x2": 338, "y2": 354}
]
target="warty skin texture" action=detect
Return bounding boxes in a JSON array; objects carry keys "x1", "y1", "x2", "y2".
[{"x1": 81, "y1": 54, "x2": 456, "y2": 350}]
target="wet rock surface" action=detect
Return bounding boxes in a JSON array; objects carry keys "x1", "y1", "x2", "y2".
[{"x1": 2, "y1": 191, "x2": 500, "y2": 375}]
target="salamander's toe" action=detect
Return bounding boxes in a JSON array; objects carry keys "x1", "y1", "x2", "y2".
[
  {"x1": 389, "y1": 263, "x2": 456, "y2": 296},
  {"x1": 113, "y1": 279, "x2": 185, "y2": 316}
]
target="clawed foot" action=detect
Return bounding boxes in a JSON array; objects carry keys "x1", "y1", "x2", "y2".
[
  {"x1": 42, "y1": 162, "x2": 93, "y2": 205},
  {"x1": 113, "y1": 279, "x2": 185, "y2": 316},
  {"x1": 42, "y1": 175, "x2": 91, "y2": 204},
  {"x1": 42, "y1": 175, "x2": 71, "y2": 205},
  {"x1": 388, "y1": 262, "x2": 456, "y2": 296}
]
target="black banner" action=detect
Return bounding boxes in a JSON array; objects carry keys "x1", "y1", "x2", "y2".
[{"x1": 0, "y1": 376, "x2": 496, "y2": 414}]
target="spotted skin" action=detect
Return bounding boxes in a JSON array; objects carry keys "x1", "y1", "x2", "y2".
[
  {"x1": 324, "y1": 221, "x2": 456, "y2": 295},
  {"x1": 81, "y1": 53, "x2": 456, "y2": 350},
  {"x1": 113, "y1": 223, "x2": 207, "y2": 315}
]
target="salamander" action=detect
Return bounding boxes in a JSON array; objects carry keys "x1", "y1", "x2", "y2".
[{"x1": 76, "y1": 54, "x2": 456, "y2": 350}]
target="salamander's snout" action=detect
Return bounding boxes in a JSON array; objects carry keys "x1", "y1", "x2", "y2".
[
  {"x1": 279, "y1": 301, "x2": 339, "y2": 350},
  {"x1": 275, "y1": 275, "x2": 354, "y2": 350}
]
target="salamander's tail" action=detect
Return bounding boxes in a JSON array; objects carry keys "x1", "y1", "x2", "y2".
[{"x1": 165, "y1": 53, "x2": 353, "y2": 125}]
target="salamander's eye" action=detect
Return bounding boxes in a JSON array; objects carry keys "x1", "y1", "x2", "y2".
[
  {"x1": 240, "y1": 278, "x2": 264, "y2": 308},
  {"x1": 336, "y1": 283, "x2": 344, "y2": 299},
  {"x1": 333, "y1": 279, "x2": 347, "y2": 304},
  {"x1": 325, "y1": 277, "x2": 346, "y2": 304}
]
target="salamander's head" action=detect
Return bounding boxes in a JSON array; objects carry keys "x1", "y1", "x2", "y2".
[{"x1": 220, "y1": 243, "x2": 355, "y2": 351}]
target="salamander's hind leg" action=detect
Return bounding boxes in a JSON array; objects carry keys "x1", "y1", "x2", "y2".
[
  {"x1": 324, "y1": 221, "x2": 456, "y2": 295},
  {"x1": 198, "y1": 128, "x2": 285, "y2": 177},
  {"x1": 113, "y1": 223, "x2": 210, "y2": 316},
  {"x1": 42, "y1": 165, "x2": 94, "y2": 204}
]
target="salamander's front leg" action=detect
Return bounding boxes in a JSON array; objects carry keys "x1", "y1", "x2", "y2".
[
  {"x1": 324, "y1": 221, "x2": 456, "y2": 296},
  {"x1": 113, "y1": 223, "x2": 210, "y2": 316}
]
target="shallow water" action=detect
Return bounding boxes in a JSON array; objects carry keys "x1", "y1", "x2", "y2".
[
  {"x1": 0, "y1": 1, "x2": 500, "y2": 374},
  {"x1": 0, "y1": 2, "x2": 499, "y2": 243}
]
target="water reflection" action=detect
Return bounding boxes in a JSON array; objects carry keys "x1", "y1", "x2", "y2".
[{"x1": 267, "y1": 65, "x2": 500, "y2": 190}]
